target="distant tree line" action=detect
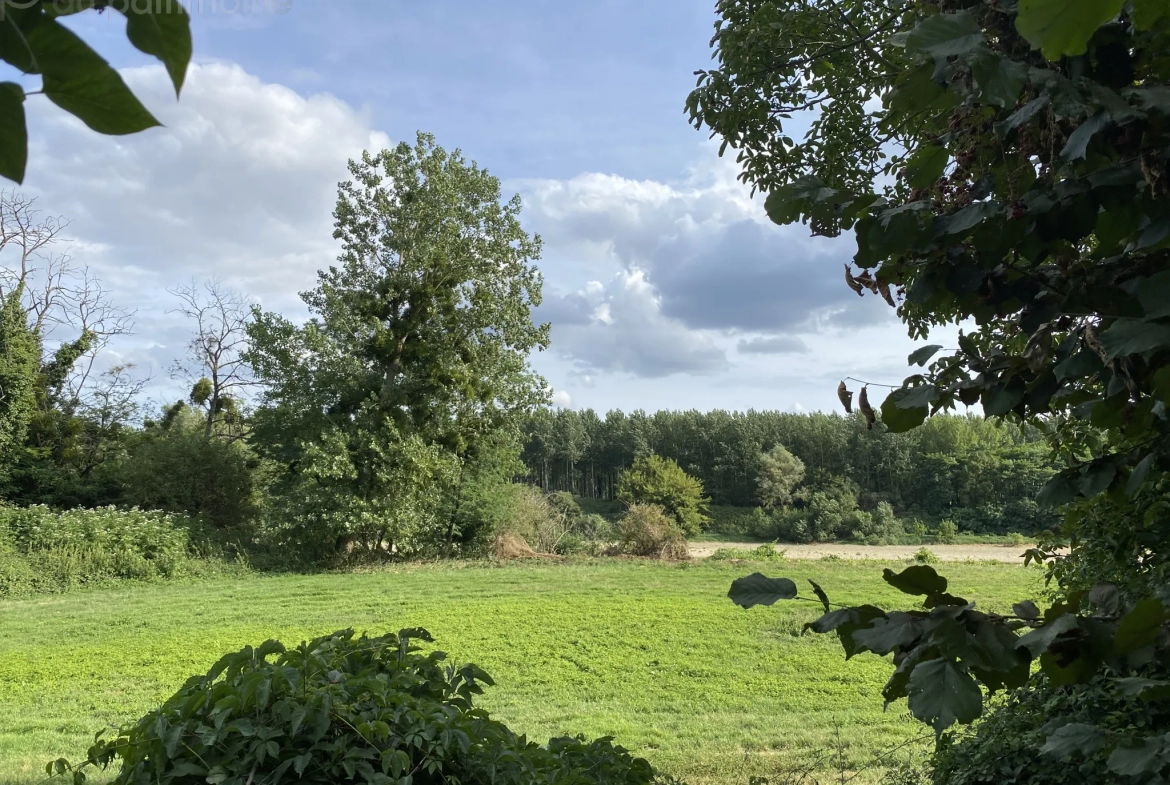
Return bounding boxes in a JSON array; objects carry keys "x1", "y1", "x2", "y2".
[{"x1": 520, "y1": 407, "x2": 1058, "y2": 534}]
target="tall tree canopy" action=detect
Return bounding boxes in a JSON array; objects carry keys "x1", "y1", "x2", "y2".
[
  {"x1": 247, "y1": 133, "x2": 549, "y2": 556},
  {"x1": 697, "y1": 1, "x2": 1170, "y2": 777}
]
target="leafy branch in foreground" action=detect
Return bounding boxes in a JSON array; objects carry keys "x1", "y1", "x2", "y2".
[
  {"x1": 729, "y1": 566, "x2": 1170, "y2": 778},
  {"x1": 0, "y1": 0, "x2": 192, "y2": 183}
]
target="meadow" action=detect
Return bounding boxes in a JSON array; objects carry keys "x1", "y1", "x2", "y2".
[{"x1": 0, "y1": 557, "x2": 1041, "y2": 785}]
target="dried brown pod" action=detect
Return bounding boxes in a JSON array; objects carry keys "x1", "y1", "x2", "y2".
[
  {"x1": 844, "y1": 264, "x2": 864, "y2": 296},
  {"x1": 837, "y1": 381, "x2": 854, "y2": 414},
  {"x1": 878, "y1": 281, "x2": 897, "y2": 308},
  {"x1": 859, "y1": 386, "x2": 876, "y2": 430}
]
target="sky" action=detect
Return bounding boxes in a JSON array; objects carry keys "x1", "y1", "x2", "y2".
[{"x1": 8, "y1": 0, "x2": 958, "y2": 415}]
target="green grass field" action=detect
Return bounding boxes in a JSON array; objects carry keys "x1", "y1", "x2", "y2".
[{"x1": 0, "y1": 558, "x2": 1041, "y2": 784}]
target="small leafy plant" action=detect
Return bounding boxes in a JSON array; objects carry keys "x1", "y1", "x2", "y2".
[{"x1": 48, "y1": 628, "x2": 661, "y2": 785}]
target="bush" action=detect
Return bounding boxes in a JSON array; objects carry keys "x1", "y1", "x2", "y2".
[
  {"x1": 65, "y1": 628, "x2": 662, "y2": 785},
  {"x1": 120, "y1": 426, "x2": 268, "y2": 532},
  {"x1": 932, "y1": 672, "x2": 1170, "y2": 785},
  {"x1": 0, "y1": 505, "x2": 243, "y2": 598},
  {"x1": 617, "y1": 504, "x2": 689, "y2": 560},
  {"x1": 497, "y1": 485, "x2": 571, "y2": 554},
  {"x1": 937, "y1": 519, "x2": 959, "y2": 544},
  {"x1": 617, "y1": 455, "x2": 709, "y2": 536}
]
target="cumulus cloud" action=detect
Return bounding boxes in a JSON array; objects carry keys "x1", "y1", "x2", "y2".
[
  {"x1": 737, "y1": 336, "x2": 810, "y2": 355},
  {"x1": 544, "y1": 270, "x2": 728, "y2": 378},
  {"x1": 19, "y1": 62, "x2": 389, "y2": 397}
]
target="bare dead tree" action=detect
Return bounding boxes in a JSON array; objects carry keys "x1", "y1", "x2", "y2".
[
  {"x1": 0, "y1": 190, "x2": 137, "y2": 412},
  {"x1": 168, "y1": 279, "x2": 256, "y2": 440}
]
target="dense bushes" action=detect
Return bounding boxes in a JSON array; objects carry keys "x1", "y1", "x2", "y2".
[
  {"x1": 932, "y1": 671, "x2": 1170, "y2": 785},
  {"x1": 65, "y1": 628, "x2": 662, "y2": 785},
  {"x1": 0, "y1": 505, "x2": 243, "y2": 598}
]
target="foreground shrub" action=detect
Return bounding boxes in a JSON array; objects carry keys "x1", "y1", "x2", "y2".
[
  {"x1": 932, "y1": 671, "x2": 1170, "y2": 785},
  {"x1": 58, "y1": 628, "x2": 662, "y2": 785},
  {"x1": 617, "y1": 503, "x2": 689, "y2": 560}
]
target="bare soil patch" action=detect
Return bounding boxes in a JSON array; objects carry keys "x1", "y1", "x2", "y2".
[{"x1": 690, "y1": 541, "x2": 1033, "y2": 563}]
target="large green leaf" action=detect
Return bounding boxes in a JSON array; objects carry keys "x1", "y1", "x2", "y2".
[
  {"x1": 1137, "y1": 271, "x2": 1170, "y2": 319},
  {"x1": 1099, "y1": 318, "x2": 1170, "y2": 359},
  {"x1": 1061, "y1": 111, "x2": 1113, "y2": 160},
  {"x1": 906, "y1": 658, "x2": 983, "y2": 731},
  {"x1": 43, "y1": 71, "x2": 161, "y2": 135},
  {"x1": 904, "y1": 146, "x2": 948, "y2": 189},
  {"x1": 906, "y1": 13, "x2": 984, "y2": 59},
  {"x1": 971, "y1": 51, "x2": 1028, "y2": 108},
  {"x1": 728, "y1": 573, "x2": 798, "y2": 609},
  {"x1": 851, "y1": 611, "x2": 924, "y2": 655},
  {"x1": 881, "y1": 389, "x2": 929, "y2": 433},
  {"x1": 1107, "y1": 737, "x2": 1166, "y2": 777},
  {"x1": 1016, "y1": 0, "x2": 1125, "y2": 59},
  {"x1": 0, "y1": 82, "x2": 27, "y2": 183},
  {"x1": 25, "y1": 18, "x2": 161, "y2": 135},
  {"x1": 1041, "y1": 723, "x2": 1107, "y2": 758},
  {"x1": 1114, "y1": 599, "x2": 1169, "y2": 654},
  {"x1": 113, "y1": 1, "x2": 193, "y2": 95},
  {"x1": 1017, "y1": 613, "x2": 1079, "y2": 657},
  {"x1": 883, "y1": 565, "x2": 948, "y2": 597}
]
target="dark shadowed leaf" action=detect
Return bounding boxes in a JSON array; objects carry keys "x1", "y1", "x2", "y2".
[
  {"x1": 906, "y1": 12, "x2": 984, "y2": 58},
  {"x1": 1017, "y1": 613, "x2": 1079, "y2": 657},
  {"x1": 728, "y1": 573, "x2": 798, "y2": 608},
  {"x1": 905, "y1": 146, "x2": 948, "y2": 188},
  {"x1": 907, "y1": 658, "x2": 983, "y2": 731},
  {"x1": 1061, "y1": 111, "x2": 1112, "y2": 160},
  {"x1": 1041, "y1": 723, "x2": 1107, "y2": 757},
  {"x1": 971, "y1": 52, "x2": 1028, "y2": 108},
  {"x1": 852, "y1": 612, "x2": 924, "y2": 655},
  {"x1": 0, "y1": 82, "x2": 27, "y2": 183},
  {"x1": 883, "y1": 565, "x2": 948, "y2": 596},
  {"x1": 1107, "y1": 737, "x2": 1165, "y2": 776},
  {"x1": 1114, "y1": 599, "x2": 1169, "y2": 653},
  {"x1": 1013, "y1": 600, "x2": 1041, "y2": 620},
  {"x1": 1099, "y1": 319, "x2": 1170, "y2": 359},
  {"x1": 808, "y1": 580, "x2": 830, "y2": 613},
  {"x1": 1037, "y1": 472, "x2": 1077, "y2": 509},
  {"x1": 1136, "y1": 271, "x2": 1170, "y2": 319},
  {"x1": 908, "y1": 345, "x2": 944, "y2": 367}
]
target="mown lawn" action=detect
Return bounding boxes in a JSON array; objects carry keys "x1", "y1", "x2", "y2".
[{"x1": 0, "y1": 557, "x2": 1041, "y2": 784}]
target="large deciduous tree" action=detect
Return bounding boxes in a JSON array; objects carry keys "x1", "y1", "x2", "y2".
[
  {"x1": 693, "y1": 1, "x2": 1170, "y2": 778},
  {"x1": 247, "y1": 132, "x2": 550, "y2": 558}
]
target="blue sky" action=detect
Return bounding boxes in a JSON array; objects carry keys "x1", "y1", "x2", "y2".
[{"x1": 9, "y1": 1, "x2": 955, "y2": 415}]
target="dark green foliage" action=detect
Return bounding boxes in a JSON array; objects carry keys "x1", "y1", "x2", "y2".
[
  {"x1": 59, "y1": 628, "x2": 661, "y2": 785},
  {"x1": 0, "y1": 504, "x2": 239, "y2": 598},
  {"x1": 120, "y1": 416, "x2": 266, "y2": 532},
  {"x1": 0, "y1": 288, "x2": 40, "y2": 481},
  {"x1": 0, "y1": 0, "x2": 191, "y2": 183},
  {"x1": 933, "y1": 671, "x2": 1170, "y2": 785},
  {"x1": 617, "y1": 455, "x2": 709, "y2": 536}
]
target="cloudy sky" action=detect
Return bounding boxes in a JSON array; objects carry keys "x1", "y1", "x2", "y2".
[{"x1": 10, "y1": 0, "x2": 954, "y2": 414}]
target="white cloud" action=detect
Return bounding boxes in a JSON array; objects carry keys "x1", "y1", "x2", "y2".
[
  {"x1": 19, "y1": 62, "x2": 389, "y2": 399},
  {"x1": 546, "y1": 269, "x2": 729, "y2": 378},
  {"x1": 551, "y1": 389, "x2": 573, "y2": 408}
]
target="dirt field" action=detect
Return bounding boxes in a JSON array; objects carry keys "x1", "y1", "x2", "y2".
[{"x1": 690, "y1": 541, "x2": 1034, "y2": 563}]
